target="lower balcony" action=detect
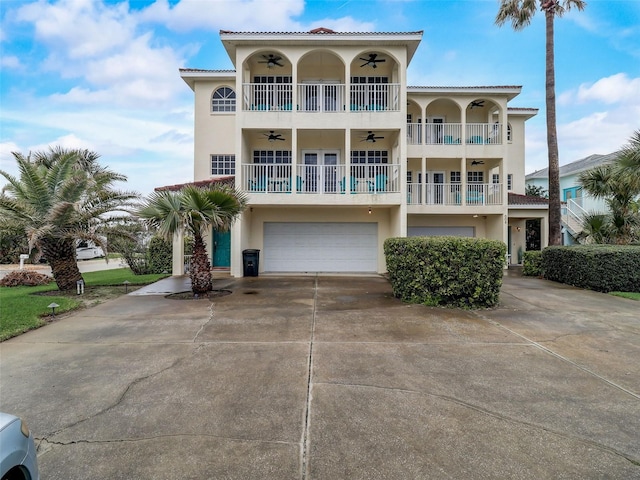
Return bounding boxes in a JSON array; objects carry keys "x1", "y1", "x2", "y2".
[
  {"x1": 242, "y1": 163, "x2": 400, "y2": 194},
  {"x1": 407, "y1": 183, "x2": 503, "y2": 206}
]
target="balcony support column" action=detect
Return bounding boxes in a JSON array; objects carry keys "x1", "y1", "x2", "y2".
[
  {"x1": 421, "y1": 156, "x2": 427, "y2": 205},
  {"x1": 292, "y1": 128, "x2": 298, "y2": 193},
  {"x1": 461, "y1": 157, "x2": 467, "y2": 206},
  {"x1": 345, "y1": 130, "x2": 352, "y2": 193}
]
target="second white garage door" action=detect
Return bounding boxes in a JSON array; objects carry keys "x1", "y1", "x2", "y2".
[{"x1": 263, "y1": 222, "x2": 378, "y2": 272}]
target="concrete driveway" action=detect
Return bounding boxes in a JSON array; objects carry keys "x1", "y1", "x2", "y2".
[{"x1": 1, "y1": 272, "x2": 639, "y2": 479}]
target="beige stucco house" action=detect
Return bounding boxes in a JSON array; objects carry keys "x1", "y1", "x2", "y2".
[{"x1": 170, "y1": 28, "x2": 547, "y2": 276}]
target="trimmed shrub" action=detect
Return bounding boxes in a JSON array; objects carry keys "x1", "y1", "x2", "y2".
[
  {"x1": 542, "y1": 245, "x2": 640, "y2": 292},
  {"x1": 384, "y1": 236, "x2": 506, "y2": 308},
  {"x1": 523, "y1": 250, "x2": 543, "y2": 276},
  {"x1": 148, "y1": 236, "x2": 172, "y2": 274}
]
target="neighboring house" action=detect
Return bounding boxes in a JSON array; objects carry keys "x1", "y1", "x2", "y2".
[
  {"x1": 525, "y1": 152, "x2": 617, "y2": 244},
  {"x1": 166, "y1": 28, "x2": 546, "y2": 276}
]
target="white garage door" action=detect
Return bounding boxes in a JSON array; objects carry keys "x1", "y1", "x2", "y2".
[
  {"x1": 408, "y1": 227, "x2": 475, "y2": 237},
  {"x1": 263, "y1": 222, "x2": 378, "y2": 272}
]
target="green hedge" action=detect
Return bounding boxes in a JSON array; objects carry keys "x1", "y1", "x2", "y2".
[
  {"x1": 542, "y1": 245, "x2": 640, "y2": 292},
  {"x1": 384, "y1": 236, "x2": 506, "y2": 308},
  {"x1": 148, "y1": 236, "x2": 172, "y2": 274},
  {"x1": 523, "y1": 250, "x2": 543, "y2": 276}
]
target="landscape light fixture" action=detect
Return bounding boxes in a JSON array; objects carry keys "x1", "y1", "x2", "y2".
[{"x1": 48, "y1": 303, "x2": 59, "y2": 317}]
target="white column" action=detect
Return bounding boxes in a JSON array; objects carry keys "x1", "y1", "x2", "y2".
[{"x1": 172, "y1": 229, "x2": 185, "y2": 276}]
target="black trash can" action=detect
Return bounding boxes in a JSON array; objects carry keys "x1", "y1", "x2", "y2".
[{"x1": 242, "y1": 249, "x2": 260, "y2": 277}]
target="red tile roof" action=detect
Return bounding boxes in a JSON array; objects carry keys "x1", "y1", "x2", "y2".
[
  {"x1": 508, "y1": 193, "x2": 549, "y2": 205},
  {"x1": 155, "y1": 177, "x2": 235, "y2": 192}
]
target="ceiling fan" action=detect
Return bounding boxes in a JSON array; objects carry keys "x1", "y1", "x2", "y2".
[
  {"x1": 359, "y1": 53, "x2": 385, "y2": 69},
  {"x1": 258, "y1": 54, "x2": 284, "y2": 68},
  {"x1": 263, "y1": 131, "x2": 285, "y2": 142},
  {"x1": 470, "y1": 100, "x2": 485, "y2": 109},
  {"x1": 471, "y1": 160, "x2": 485, "y2": 165},
  {"x1": 361, "y1": 131, "x2": 384, "y2": 143}
]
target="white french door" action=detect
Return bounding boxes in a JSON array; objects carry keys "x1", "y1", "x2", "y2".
[
  {"x1": 302, "y1": 150, "x2": 340, "y2": 193},
  {"x1": 427, "y1": 171, "x2": 445, "y2": 204}
]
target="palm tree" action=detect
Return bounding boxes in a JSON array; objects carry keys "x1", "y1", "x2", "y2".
[
  {"x1": 137, "y1": 185, "x2": 247, "y2": 294},
  {"x1": 496, "y1": 0, "x2": 586, "y2": 246},
  {"x1": 0, "y1": 148, "x2": 138, "y2": 290},
  {"x1": 617, "y1": 130, "x2": 640, "y2": 188},
  {"x1": 579, "y1": 156, "x2": 640, "y2": 244}
]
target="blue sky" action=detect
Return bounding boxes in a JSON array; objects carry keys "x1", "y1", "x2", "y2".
[{"x1": 1, "y1": 0, "x2": 639, "y2": 195}]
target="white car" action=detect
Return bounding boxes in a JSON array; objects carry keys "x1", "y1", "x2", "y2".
[{"x1": 0, "y1": 412, "x2": 39, "y2": 480}]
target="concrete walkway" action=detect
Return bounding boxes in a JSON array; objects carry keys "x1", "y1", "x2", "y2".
[{"x1": 1, "y1": 273, "x2": 638, "y2": 479}]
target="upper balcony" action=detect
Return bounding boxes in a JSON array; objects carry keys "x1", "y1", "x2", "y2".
[
  {"x1": 241, "y1": 163, "x2": 401, "y2": 205},
  {"x1": 407, "y1": 123, "x2": 503, "y2": 145},
  {"x1": 241, "y1": 82, "x2": 401, "y2": 112}
]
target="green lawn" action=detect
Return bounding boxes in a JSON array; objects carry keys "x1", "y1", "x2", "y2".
[
  {"x1": 609, "y1": 291, "x2": 640, "y2": 301},
  {"x1": 0, "y1": 268, "x2": 169, "y2": 341}
]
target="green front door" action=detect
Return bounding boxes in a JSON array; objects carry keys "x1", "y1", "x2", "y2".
[{"x1": 213, "y1": 230, "x2": 231, "y2": 267}]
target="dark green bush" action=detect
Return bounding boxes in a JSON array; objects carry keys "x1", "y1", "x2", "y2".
[
  {"x1": 523, "y1": 250, "x2": 543, "y2": 276},
  {"x1": 148, "y1": 236, "x2": 172, "y2": 274},
  {"x1": 542, "y1": 245, "x2": 640, "y2": 292},
  {"x1": 384, "y1": 236, "x2": 506, "y2": 308}
]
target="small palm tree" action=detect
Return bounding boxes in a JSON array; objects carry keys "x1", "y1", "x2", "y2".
[
  {"x1": 579, "y1": 150, "x2": 640, "y2": 244},
  {"x1": 137, "y1": 185, "x2": 247, "y2": 294},
  {"x1": 0, "y1": 148, "x2": 138, "y2": 290},
  {"x1": 496, "y1": 0, "x2": 586, "y2": 246}
]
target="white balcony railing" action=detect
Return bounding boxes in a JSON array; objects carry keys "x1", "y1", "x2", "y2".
[
  {"x1": 466, "y1": 123, "x2": 502, "y2": 145},
  {"x1": 242, "y1": 163, "x2": 400, "y2": 194},
  {"x1": 349, "y1": 83, "x2": 400, "y2": 111},
  {"x1": 242, "y1": 83, "x2": 401, "y2": 112},
  {"x1": 407, "y1": 123, "x2": 422, "y2": 145},
  {"x1": 407, "y1": 183, "x2": 503, "y2": 206},
  {"x1": 297, "y1": 84, "x2": 345, "y2": 112},
  {"x1": 243, "y1": 83, "x2": 293, "y2": 111},
  {"x1": 425, "y1": 124, "x2": 463, "y2": 145}
]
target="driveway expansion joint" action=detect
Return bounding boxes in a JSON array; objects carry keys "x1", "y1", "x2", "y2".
[{"x1": 315, "y1": 381, "x2": 640, "y2": 466}]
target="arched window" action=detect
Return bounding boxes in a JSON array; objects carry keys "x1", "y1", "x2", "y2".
[{"x1": 212, "y1": 87, "x2": 235, "y2": 112}]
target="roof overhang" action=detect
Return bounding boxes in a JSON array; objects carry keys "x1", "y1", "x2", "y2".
[
  {"x1": 407, "y1": 86, "x2": 522, "y2": 101},
  {"x1": 220, "y1": 30, "x2": 423, "y2": 67},
  {"x1": 179, "y1": 69, "x2": 236, "y2": 90},
  {"x1": 507, "y1": 107, "x2": 539, "y2": 120}
]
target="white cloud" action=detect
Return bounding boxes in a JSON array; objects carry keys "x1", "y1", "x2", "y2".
[
  {"x1": 575, "y1": 73, "x2": 640, "y2": 105},
  {"x1": 0, "y1": 55, "x2": 23, "y2": 70},
  {"x1": 16, "y1": 0, "x2": 136, "y2": 59},
  {"x1": 138, "y1": 0, "x2": 306, "y2": 32}
]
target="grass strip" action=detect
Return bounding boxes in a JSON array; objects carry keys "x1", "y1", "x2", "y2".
[
  {"x1": 609, "y1": 291, "x2": 640, "y2": 301},
  {"x1": 1, "y1": 268, "x2": 169, "y2": 341}
]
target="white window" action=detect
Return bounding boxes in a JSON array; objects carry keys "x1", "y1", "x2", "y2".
[
  {"x1": 351, "y1": 150, "x2": 388, "y2": 178},
  {"x1": 467, "y1": 171, "x2": 484, "y2": 183},
  {"x1": 407, "y1": 171, "x2": 413, "y2": 183},
  {"x1": 211, "y1": 155, "x2": 235, "y2": 175},
  {"x1": 492, "y1": 173, "x2": 500, "y2": 184},
  {"x1": 450, "y1": 171, "x2": 461, "y2": 183},
  {"x1": 507, "y1": 174, "x2": 513, "y2": 191},
  {"x1": 212, "y1": 87, "x2": 235, "y2": 112}
]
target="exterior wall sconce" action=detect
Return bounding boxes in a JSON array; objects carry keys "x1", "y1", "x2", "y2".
[{"x1": 368, "y1": 207, "x2": 372, "y2": 214}]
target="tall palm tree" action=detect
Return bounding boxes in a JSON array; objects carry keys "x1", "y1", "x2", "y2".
[
  {"x1": 137, "y1": 185, "x2": 247, "y2": 294},
  {"x1": 0, "y1": 148, "x2": 138, "y2": 290},
  {"x1": 496, "y1": 0, "x2": 586, "y2": 246}
]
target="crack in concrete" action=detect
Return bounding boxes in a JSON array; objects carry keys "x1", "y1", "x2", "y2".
[
  {"x1": 314, "y1": 380, "x2": 640, "y2": 467},
  {"x1": 36, "y1": 433, "x2": 298, "y2": 458},
  {"x1": 192, "y1": 298, "x2": 215, "y2": 342},
  {"x1": 39, "y1": 357, "x2": 185, "y2": 449},
  {"x1": 471, "y1": 311, "x2": 640, "y2": 401}
]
